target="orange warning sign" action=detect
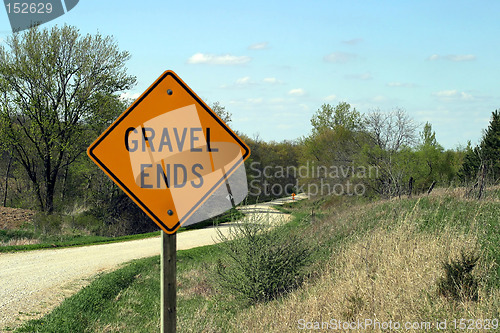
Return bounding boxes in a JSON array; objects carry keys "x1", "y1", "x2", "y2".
[{"x1": 87, "y1": 71, "x2": 250, "y2": 234}]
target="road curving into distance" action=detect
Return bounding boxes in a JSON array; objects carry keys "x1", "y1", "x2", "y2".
[{"x1": 0, "y1": 194, "x2": 306, "y2": 330}]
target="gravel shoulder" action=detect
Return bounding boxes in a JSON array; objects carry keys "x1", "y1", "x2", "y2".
[{"x1": 0, "y1": 195, "x2": 305, "y2": 331}]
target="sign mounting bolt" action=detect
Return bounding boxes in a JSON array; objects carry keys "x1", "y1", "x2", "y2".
[
  {"x1": 167, "y1": 209, "x2": 174, "y2": 216},
  {"x1": 167, "y1": 89, "x2": 173, "y2": 95}
]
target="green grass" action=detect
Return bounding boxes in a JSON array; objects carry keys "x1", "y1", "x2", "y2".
[
  {"x1": 13, "y1": 190, "x2": 500, "y2": 332},
  {"x1": 1, "y1": 208, "x2": 244, "y2": 253},
  {"x1": 14, "y1": 256, "x2": 158, "y2": 333},
  {"x1": 12, "y1": 244, "x2": 226, "y2": 333},
  {"x1": 0, "y1": 231, "x2": 161, "y2": 253}
]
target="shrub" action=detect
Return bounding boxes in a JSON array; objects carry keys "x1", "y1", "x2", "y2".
[
  {"x1": 214, "y1": 217, "x2": 312, "y2": 303},
  {"x1": 437, "y1": 249, "x2": 480, "y2": 302},
  {"x1": 33, "y1": 212, "x2": 63, "y2": 235}
]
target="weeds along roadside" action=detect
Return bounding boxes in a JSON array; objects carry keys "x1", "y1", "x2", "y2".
[
  {"x1": 228, "y1": 190, "x2": 500, "y2": 332},
  {"x1": 13, "y1": 191, "x2": 500, "y2": 332},
  {"x1": 12, "y1": 198, "x2": 319, "y2": 332},
  {"x1": 0, "y1": 207, "x2": 244, "y2": 253}
]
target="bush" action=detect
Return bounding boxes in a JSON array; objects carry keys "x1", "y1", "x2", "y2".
[
  {"x1": 437, "y1": 249, "x2": 480, "y2": 302},
  {"x1": 33, "y1": 212, "x2": 63, "y2": 235},
  {"x1": 87, "y1": 193, "x2": 158, "y2": 236},
  {"x1": 214, "y1": 217, "x2": 312, "y2": 303}
]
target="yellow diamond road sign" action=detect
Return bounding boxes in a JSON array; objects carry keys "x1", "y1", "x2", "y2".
[{"x1": 87, "y1": 70, "x2": 250, "y2": 234}]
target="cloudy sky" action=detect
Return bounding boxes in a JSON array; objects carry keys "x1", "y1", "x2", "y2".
[{"x1": 1, "y1": 0, "x2": 499, "y2": 149}]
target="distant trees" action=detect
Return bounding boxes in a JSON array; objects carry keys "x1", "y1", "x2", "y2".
[
  {"x1": 0, "y1": 25, "x2": 136, "y2": 212},
  {"x1": 300, "y1": 102, "x2": 465, "y2": 198},
  {"x1": 310, "y1": 102, "x2": 363, "y2": 132},
  {"x1": 243, "y1": 135, "x2": 300, "y2": 201},
  {"x1": 459, "y1": 110, "x2": 500, "y2": 198}
]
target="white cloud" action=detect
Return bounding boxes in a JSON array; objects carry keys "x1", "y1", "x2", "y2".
[
  {"x1": 324, "y1": 94, "x2": 337, "y2": 102},
  {"x1": 372, "y1": 95, "x2": 387, "y2": 102},
  {"x1": 263, "y1": 77, "x2": 282, "y2": 84},
  {"x1": 288, "y1": 88, "x2": 306, "y2": 96},
  {"x1": 236, "y1": 76, "x2": 251, "y2": 85},
  {"x1": 460, "y1": 92, "x2": 474, "y2": 100},
  {"x1": 427, "y1": 54, "x2": 476, "y2": 62},
  {"x1": 323, "y1": 52, "x2": 357, "y2": 63},
  {"x1": 299, "y1": 103, "x2": 310, "y2": 111},
  {"x1": 448, "y1": 54, "x2": 476, "y2": 62},
  {"x1": 221, "y1": 76, "x2": 257, "y2": 89},
  {"x1": 346, "y1": 72, "x2": 372, "y2": 80},
  {"x1": 342, "y1": 38, "x2": 363, "y2": 45},
  {"x1": 387, "y1": 82, "x2": 416, "y2": 88},
  {"x1": 270, "y1": 98, "x2": 285, "y2": 104},
  {"x1": 248, "y1": 42, "x2": 269, "y2": 50},
  {"x1": 434, "y1": 89, "x2": 458, "y2": 97},
  {"x1": 428, "y1": 54, "x2": 440, "y2": 61},
  {"x1": 247, "y1": 98, "x2": 263, "y2": 104},
  {"x1": 187, "y1": 53, "x2": 251, "y2": 65},
  {"x1": 433, "y1": 89, "x2": 474, "y2": 101}
]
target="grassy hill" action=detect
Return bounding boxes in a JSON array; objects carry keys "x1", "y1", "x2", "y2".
[{"x1": 15, "y1": 188, "x2": 499, "y2": 332}]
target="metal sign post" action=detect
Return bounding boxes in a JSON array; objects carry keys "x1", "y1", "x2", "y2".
[{"x1": 161, "y1": 231, "x2": 176, "y2": 333}]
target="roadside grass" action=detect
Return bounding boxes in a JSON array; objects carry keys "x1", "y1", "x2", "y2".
[
  {"x1": 0, "y1": 208, "x2": 243, "y2": 253},
  {"x1": 13, "y1": 189, "x2": 500, "y2": 332},
  {"x1": 13, "y1": 245, "x2": 228, "y2": 333},
  {"x1": 0, "y1": 230, "x2": 162, "y2": 253},
  {"x1": 228, "y1": 190, "x2": 500, "y2": 332}
]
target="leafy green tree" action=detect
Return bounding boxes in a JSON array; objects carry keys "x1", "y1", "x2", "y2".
[
  {"x1": 243, "y1": 135, "x2": 300, "y2": 201},
  {"x1": 421, "y1": 121, "x2": 438, "y2": 147},
  {"x1": 415, "y1": 122, "x2": 444, "y2": 189},
  {"x1": 299, "y1": 102, "x2": 366, "y2": 195},
  {"x1": 0, "y1": 25, "x2": 136, "y2": 212},
  {"x1": 310, "y1": 102, "x2": 362, "y2": 133}
]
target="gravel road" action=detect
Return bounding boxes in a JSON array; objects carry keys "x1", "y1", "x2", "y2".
[{"x1": 0, "y1": 195, "x2": 305, "y2": 331}]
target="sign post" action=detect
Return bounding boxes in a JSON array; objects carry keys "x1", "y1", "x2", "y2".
[
  {"x1": 87, "y1": 70, "x2": 250, "y2": 331},
  {"x1": 161, "y1": 231, "x2": 176, "y2": 333}
]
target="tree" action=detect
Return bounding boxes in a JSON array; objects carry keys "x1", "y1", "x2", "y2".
[
  {"x1": 459, "y1": 110, "x2": 500, "y2": 185},
  {"x1": 421, "y1": 122, "x2": 438, "y2": 147},
  {"x1": 361, "y1": 108, "x2": 419, "y2": 197},
  {"x1": 0, "y1": 25, "x2": 136, "y2": 212},
  {"x1": 480, "y1": 110, "x2": 500, "y2": 181},
  {"x1": 414, "y1": 122, "x2": 458, "y2": 191},
  {"x1": 310, "y1": 102, "x2": 362, "y2": 133},
  {"x1": 364, "y1": 108, "x2": 418, "y2": 152},
  {"x1": 211, "y1": 101, "x2": 232, "y2": 124}
]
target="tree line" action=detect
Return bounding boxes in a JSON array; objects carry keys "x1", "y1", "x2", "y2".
[{"x1": 0, "y1": 25, "x2": 498, "y2": 235}]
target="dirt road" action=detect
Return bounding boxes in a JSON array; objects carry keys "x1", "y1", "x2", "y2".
[{"x1": 0, "y1": 195, "x2": 305, "y2": 330}]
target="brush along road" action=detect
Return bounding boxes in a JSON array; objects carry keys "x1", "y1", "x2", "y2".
[{"x1": 0, "y1": 194, "x2": 306, "y2": 330}]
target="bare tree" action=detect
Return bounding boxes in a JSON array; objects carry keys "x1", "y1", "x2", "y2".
[
  {"x1": 363, "y1": 108, "x2": 419, "y2": 197},
  {"x1": 365, "y1": 108, "x2": 418, "y2": 152},
  {"x1": 210, "y1": 101, "x2": 232, "y2": 124}
]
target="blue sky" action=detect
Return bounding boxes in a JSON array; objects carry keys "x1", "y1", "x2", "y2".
[{"x1": 1, "y1": 1, "x2": 499, "y2": 149}]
